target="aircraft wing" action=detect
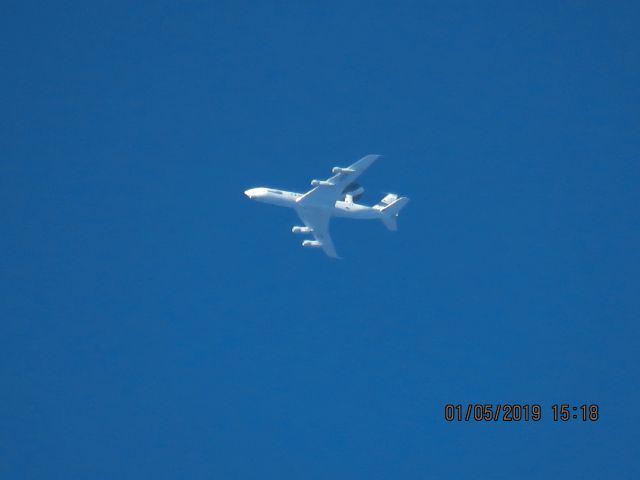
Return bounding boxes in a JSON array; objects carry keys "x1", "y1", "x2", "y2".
[
  {"x1": 296, "y1": 208, "x2": 339, "y2": 258},
  {"x1": 296, "y1": 154, "x2": 380, "y2": 205}
]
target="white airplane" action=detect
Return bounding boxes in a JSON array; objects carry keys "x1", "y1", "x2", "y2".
[{"x1": 244, "y1": 154, "x2": 409, "y2": 258}]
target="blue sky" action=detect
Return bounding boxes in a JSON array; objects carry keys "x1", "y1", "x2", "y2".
[{"x1": 2, "y1": 1, "x2": 639, "y2": 478}]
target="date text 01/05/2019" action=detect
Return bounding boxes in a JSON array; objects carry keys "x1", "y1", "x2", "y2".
[{"x1": 444, "y1": 404, "x2": 600, "y2": 422}]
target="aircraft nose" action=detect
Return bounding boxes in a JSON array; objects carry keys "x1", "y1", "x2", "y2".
[{"x1": 245, "y1": 188, "x2": 266, "y2": 199}]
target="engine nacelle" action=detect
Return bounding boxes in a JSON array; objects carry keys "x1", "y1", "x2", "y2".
[
  {"x1": 332, "y1": 166, "x2": 355, "y2": 174},
  {"x1": 311, "y1": 179, "x2": 334, "y2": 187},
  {"x1": 292, "y1": 226, "x2": 313, "y2": 234},
  {"x1": 302, "y1": 240, "x2": 322, "y2": 248}
]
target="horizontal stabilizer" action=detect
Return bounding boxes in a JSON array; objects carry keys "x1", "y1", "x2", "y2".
[
  {"x1": 379, "y1": 193, "x2": 398, "y2": 206},
  {"x1": 381, "y1": 196, "x2": 409, "y2": 215},
  {"x1": 380, "y1": 196, "x2": 409, "y2": 231}
]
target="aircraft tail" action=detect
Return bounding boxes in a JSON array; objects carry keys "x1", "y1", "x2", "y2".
[{"x1": 379, "y1": 196, "x2": 409, "y2": 231}]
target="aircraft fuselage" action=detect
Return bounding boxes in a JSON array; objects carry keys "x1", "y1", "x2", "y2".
[{"x1": 244, "y1": 187, "x2": 382, "y2": 219}]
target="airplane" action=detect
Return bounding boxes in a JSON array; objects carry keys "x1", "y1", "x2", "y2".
[{"x1": 244, "y1": 154, "x2": 409, "y2": 258}]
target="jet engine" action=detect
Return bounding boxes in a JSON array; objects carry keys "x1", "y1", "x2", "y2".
[
  {"x1": 302, "y1": 240, "x2": 322, "y2": 248},
  {"x1": 292, "y1": 226, "x2": 313, "y2": 234},
  {"x1": 332, "y1": 166, "x2": 355, "y2": 174},
  {"x1": 341, "y1": 182, "x2": 364, "y2": 202},
  {"x1": 311, "y1": 179, "x2": 334, "y2": 187}
]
